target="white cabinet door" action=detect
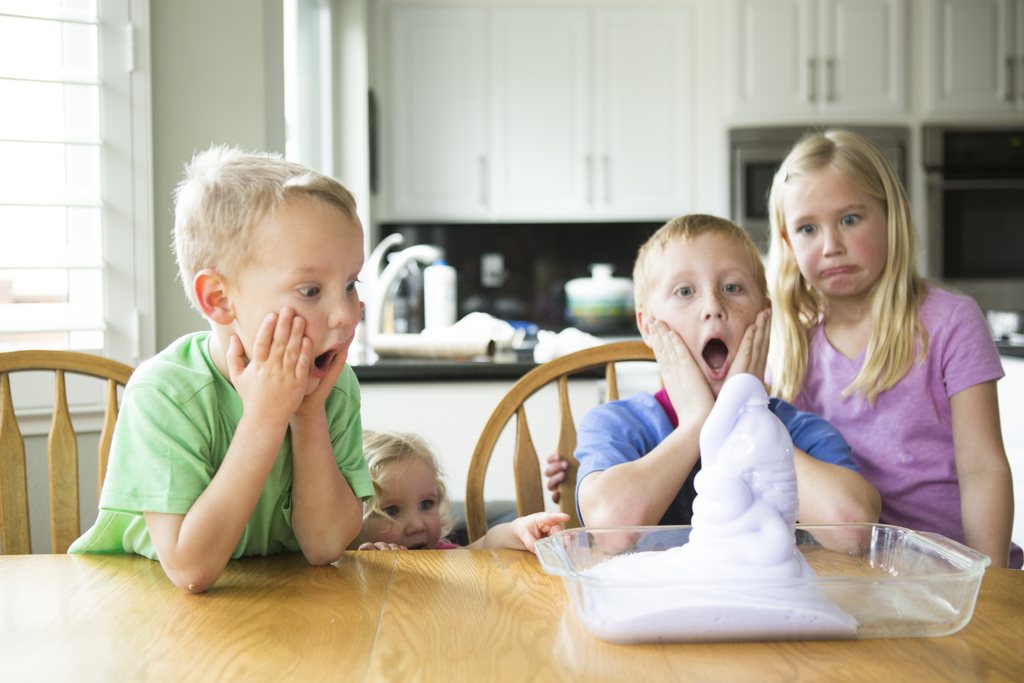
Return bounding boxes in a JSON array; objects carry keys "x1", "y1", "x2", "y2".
[
  {"x1": 492, "y1": 9, "x2": 591, "y2": 218},
  {"x1": 386, "y1": 8, "x2": 489, "y2": 219},
  {"x1": 821, "y1": 0, "x2": 906, "y2": 115},
  {"x1": 729, "y1": 0, "x2": 818, "y2": 116},
  {"x1": 595, "y1": 7, "x2": 695, "y2": 218},
  {"x1": 926, "y1": 0, "x2": 1020, "y2": 115},
  {"x1": 728, "y1": 0, "x2": 906, "y2": 118}
]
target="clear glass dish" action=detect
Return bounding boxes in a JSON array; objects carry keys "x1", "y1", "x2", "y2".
[{"x1": 535, "y1": 524, "x2": 990, "y2": 644}]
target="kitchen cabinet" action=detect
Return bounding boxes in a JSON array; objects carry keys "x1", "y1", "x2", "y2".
[
  {"x1": 727, "y1": 0, "x2": 906, "y2": 118},
  {"x1": 926, "y1": 0, "x2": 1024, "y2": 115},
  {"x1": 383, "y1": 7, "x2": 488, "y2": 219},
  {"x1": 376, "y1": 2, "x2": 694, "y2": 222}
]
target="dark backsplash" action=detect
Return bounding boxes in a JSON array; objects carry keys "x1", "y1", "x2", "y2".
[{"x1": 379, "y1": 221, "x2": 663, "y2": 334}]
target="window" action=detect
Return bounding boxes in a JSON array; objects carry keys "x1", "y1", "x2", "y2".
[
  {"x1": 284, "y1": 0, "x2": 333, "y2": 176},
  {"x1": 0, "y1": 0, "x2": 153, "y2": 368}
]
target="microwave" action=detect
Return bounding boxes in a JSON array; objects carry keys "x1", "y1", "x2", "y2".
[{"x1": 729, "y1": 126, "x2": 909, "y2": 253}]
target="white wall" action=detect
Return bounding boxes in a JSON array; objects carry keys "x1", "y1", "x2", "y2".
[{"x1": 150, "y1": 0, "x2": 287, "y2": 350}]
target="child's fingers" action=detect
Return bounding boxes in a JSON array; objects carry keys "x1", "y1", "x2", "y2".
[
  {"x1": 251, "y1": 312, "x2": 279, "y2": 362},
  {"x1": 282, "y1": 314, "x2": 305, "y2": 371},
  {"x1": 226, "y1": 335, "x2": 247, "y2": 379},
  {"x1": 269, "y1": 307, "x2": 297, "y2": 361}
]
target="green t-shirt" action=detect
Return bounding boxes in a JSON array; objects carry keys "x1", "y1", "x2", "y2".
[{"x1": 68, "y1": 332, "x2": 373, "y2": 560}]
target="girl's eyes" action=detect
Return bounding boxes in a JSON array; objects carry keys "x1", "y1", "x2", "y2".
[
  {"x1": 841, "y1": 214, "x2": 859, "y2": 226},
  {"x1": 419, "y1": 499, "x2": 435, "y2": 511},
  {"x1": 723, "y1": 284, "x2": 742, "y2": 294},
  {"x1": 383, "y1": 505, "x2": 399, "y2": 517},
  {"x1": 796, "y1": 224, "x2": 816, "y2": 236},
  {"x1": 298, "y1": 285, "x2": 321, "y2": 298},
  {"x1": 346, "y1": 279, "x2": 359, "y2": 294},
  {"x1": 674, "y1": 286, "x2": 693, "y2": 297}
]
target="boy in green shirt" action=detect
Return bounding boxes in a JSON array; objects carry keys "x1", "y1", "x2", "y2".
[{"x1": 70, "y1": 147, "x2": 373, "y2": 592}]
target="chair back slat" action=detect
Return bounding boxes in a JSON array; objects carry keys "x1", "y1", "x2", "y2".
[
  {"x1": 0, "y1": 350, "x2": 132, "y2": 554},
  {"x1": 98, "y1": 379, "x2": 119, "y2": 501},
  {"x1": 555, "y1": 376, "x2": 580, "y2": 526},
  {"x1": 48, "y1": 370, "x2": 81, "y2": 554},
  {"x1": 466, "y1": 341, "x2": 657, "y2": 543},
  {"x1": 0, "y1": 373, "x2": 32, "y2": 554},
  {"x1": 512, "y1": 406, "x2": 545, "y2": 517},
  {"x1": 605, "y1": 361, "x2": 619, "y2": 401}
]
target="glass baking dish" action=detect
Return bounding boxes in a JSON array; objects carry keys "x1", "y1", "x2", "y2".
[{"x1": 535, "y1": 524, "x2": 990, "y2": 644}]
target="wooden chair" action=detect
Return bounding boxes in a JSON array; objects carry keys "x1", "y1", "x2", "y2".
[
  {"x1": 465, "y1": 341, "x2": 657, "y2": 543},
  {"x1": 0, "y1": 350, "x2": 134, "y2": 554}
]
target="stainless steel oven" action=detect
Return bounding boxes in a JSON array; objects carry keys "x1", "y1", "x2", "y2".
[
  {"x1": 730, "y1": 126, "x2": 909, "y2": 253},
  {"x1": 924, "y1": 126, "x2": 1024, "y2": 278}
]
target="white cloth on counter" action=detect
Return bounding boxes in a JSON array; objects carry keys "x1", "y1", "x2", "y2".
[
  {"x1": 533, "y1": 327, "x2": 604, "y2": 364},
  {"x1": 420, "y1": 312, "x2": 516, "y2": 345},
  {"x1": 373, "y1": 313, "x2": 516, "y2": 360}
]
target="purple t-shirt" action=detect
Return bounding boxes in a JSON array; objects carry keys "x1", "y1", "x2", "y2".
[{"x1": 791, "y1": 285, "x2": 1020, "y2": 567}]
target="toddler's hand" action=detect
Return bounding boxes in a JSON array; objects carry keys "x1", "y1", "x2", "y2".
[
  {"x1": 645, "y1": 317, "x2": 714, "y2": 423},
  {"x1": 357, "y1": 541, "x2": 406, "y2": 551},
  {"x1": 728, "y1": 308, "x2": 771, "y2": 383},
  {"x1": 513, "y1": 511, "x2": 570, "y2": 553},
  {"x1": 545, "y1": 453, "x2": 568, "y2": 504},
  {"x1": 228, "y1": 308, "x2": 311, "y2": 425}
]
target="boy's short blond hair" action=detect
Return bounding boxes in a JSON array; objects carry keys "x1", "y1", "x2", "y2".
[
  {"x1": 632, "y1": 214, "x2": 767, "y2": 313},
  {"x1": 361, "y1": 429, "x2": 457, "y2": 541},
  {"x1": 172, "y1": 145, "x2": 359, "y2": 310}
]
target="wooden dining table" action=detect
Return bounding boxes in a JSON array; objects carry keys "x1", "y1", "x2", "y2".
[{"x1": 0, "y1": 549, "x2": 1021, "y2": 682}]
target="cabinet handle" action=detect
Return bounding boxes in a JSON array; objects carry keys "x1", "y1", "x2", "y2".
[
  {"x1": 479, "y1": 156, "x2": 488, "y2": 207},
  {"x1": 1008, "y1": 57, "x2": 1017, "y2": 102},
  {"x1": 603, "y1": 155, "x2": 612, "y2": 204},
  {"x1": 585, "y1": 155, "x2": 594, "y2": 205},
  {"x1": 826, "y1": 58, "x2": 835, "y2": 102},
  {"x1": 808, "y1": 58, "x2": 817, "y2": 102}
]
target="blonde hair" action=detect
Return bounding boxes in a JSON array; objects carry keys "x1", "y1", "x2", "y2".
[
  {"x1": 172, "y1": 145, "x2": 359, "y2": 311},
  {"x1": 767, "y1": 129, "x2": 927, "y2": 405},
  {"x1": 361, "y1": 430, "x2": 456, "y2": 541},
  {"x1": 633, "y1": 214, "x2": 767, "y2": 313}
]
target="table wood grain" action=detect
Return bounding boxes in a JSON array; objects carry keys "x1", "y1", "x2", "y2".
[{"x1": 0, "y1": 551, "x2": 1021, "y2": 682}]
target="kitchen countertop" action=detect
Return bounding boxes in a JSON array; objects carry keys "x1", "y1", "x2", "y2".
[
  {"x1": 352, "y1": 340, "x2": 1023, "y2": 383},
  {"x1": 997, "y1": 342, "x2": 1024, "y2": 359}
]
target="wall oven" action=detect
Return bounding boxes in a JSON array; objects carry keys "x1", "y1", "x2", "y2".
[
  {"x1": 924, "y1": 126, "x2": 1024, "y2": 277},
  {"x1": 730, "y1": 126, "x2": 908, "y2": 253}
]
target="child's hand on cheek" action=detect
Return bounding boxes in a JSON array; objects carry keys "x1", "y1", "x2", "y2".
[
  {"x1": 295, "y1": 340, "x2": 347, "y2": 419},
  {"x1": 227, "y1": 308, "x2": 311, "y2": 426},
  {"x1": 646, "y1": 317, "x2": 714, "y2": 424},
  {"x1": 728, "y1": 308, "x2": 771, "y2": 383}
]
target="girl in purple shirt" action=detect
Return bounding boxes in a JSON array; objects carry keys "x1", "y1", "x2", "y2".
[
  {"x1": 767, "y1": 129, "x2": 1019, "y2": 568},
  {"x1": 351, "y1": 430, "x2": 567, "y2": 552}
]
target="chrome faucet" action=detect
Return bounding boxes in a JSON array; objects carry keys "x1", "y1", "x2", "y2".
[{"x1": 357, "y1": 235, "x2": 444, "y2": 362}]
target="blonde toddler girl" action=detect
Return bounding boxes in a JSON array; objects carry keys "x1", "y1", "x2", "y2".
[{"x1": 352, "y1": 430, "x2": 569, "y2": 552}]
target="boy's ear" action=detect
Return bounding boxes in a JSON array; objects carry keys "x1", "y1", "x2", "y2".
[
  {"x1": 193, "y1": 269, "x2": 235, "y2": 325},
  {"x1": 636, "y1": 309, "x2": 653, "y2": 347}
]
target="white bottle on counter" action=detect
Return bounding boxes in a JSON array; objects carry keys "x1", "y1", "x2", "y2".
[{"x1": 424, "y1": 259, "x2": 457, "y2": 330}]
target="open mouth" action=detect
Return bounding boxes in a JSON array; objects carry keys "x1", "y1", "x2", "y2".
[
  {"x1": 701, "y1": 337, "x2": 730, "y2": 380},
  {"x1": 313, "y1": 350, "x2": 334, "y2": 377}
]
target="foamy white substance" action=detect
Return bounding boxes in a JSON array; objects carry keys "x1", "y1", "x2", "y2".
[{"x1": 581, "y1": 374, "x2": 859, "y2": 643}]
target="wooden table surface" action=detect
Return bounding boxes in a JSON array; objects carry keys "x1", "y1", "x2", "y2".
[{"x1": 0, "y1": 550, "x2": 1021, "y2": 682}]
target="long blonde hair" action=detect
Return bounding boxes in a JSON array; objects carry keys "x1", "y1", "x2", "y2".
[
  {"x1": 361, "y1": 430, "x2": 456, "y2": 540},
  {"x1": 767, "y1": 130, "x2": 927, "y2": 405}
]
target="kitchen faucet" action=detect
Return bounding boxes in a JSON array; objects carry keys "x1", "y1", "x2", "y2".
[{"x1": 358, "y1": 234, "x2": 444, "y2": 362}]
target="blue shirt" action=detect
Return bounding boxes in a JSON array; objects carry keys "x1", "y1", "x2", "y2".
[{"x1": 574, "y1": 391, "x2": 856, "y2": 526}]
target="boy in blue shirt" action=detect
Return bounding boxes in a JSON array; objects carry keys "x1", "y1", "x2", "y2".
[
  {"x1": 549, "y1": 214, "x2": 880, "y2": 528},
  {"x1": 70, "y1": 147, "x2": 373, "y2": 591}
]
